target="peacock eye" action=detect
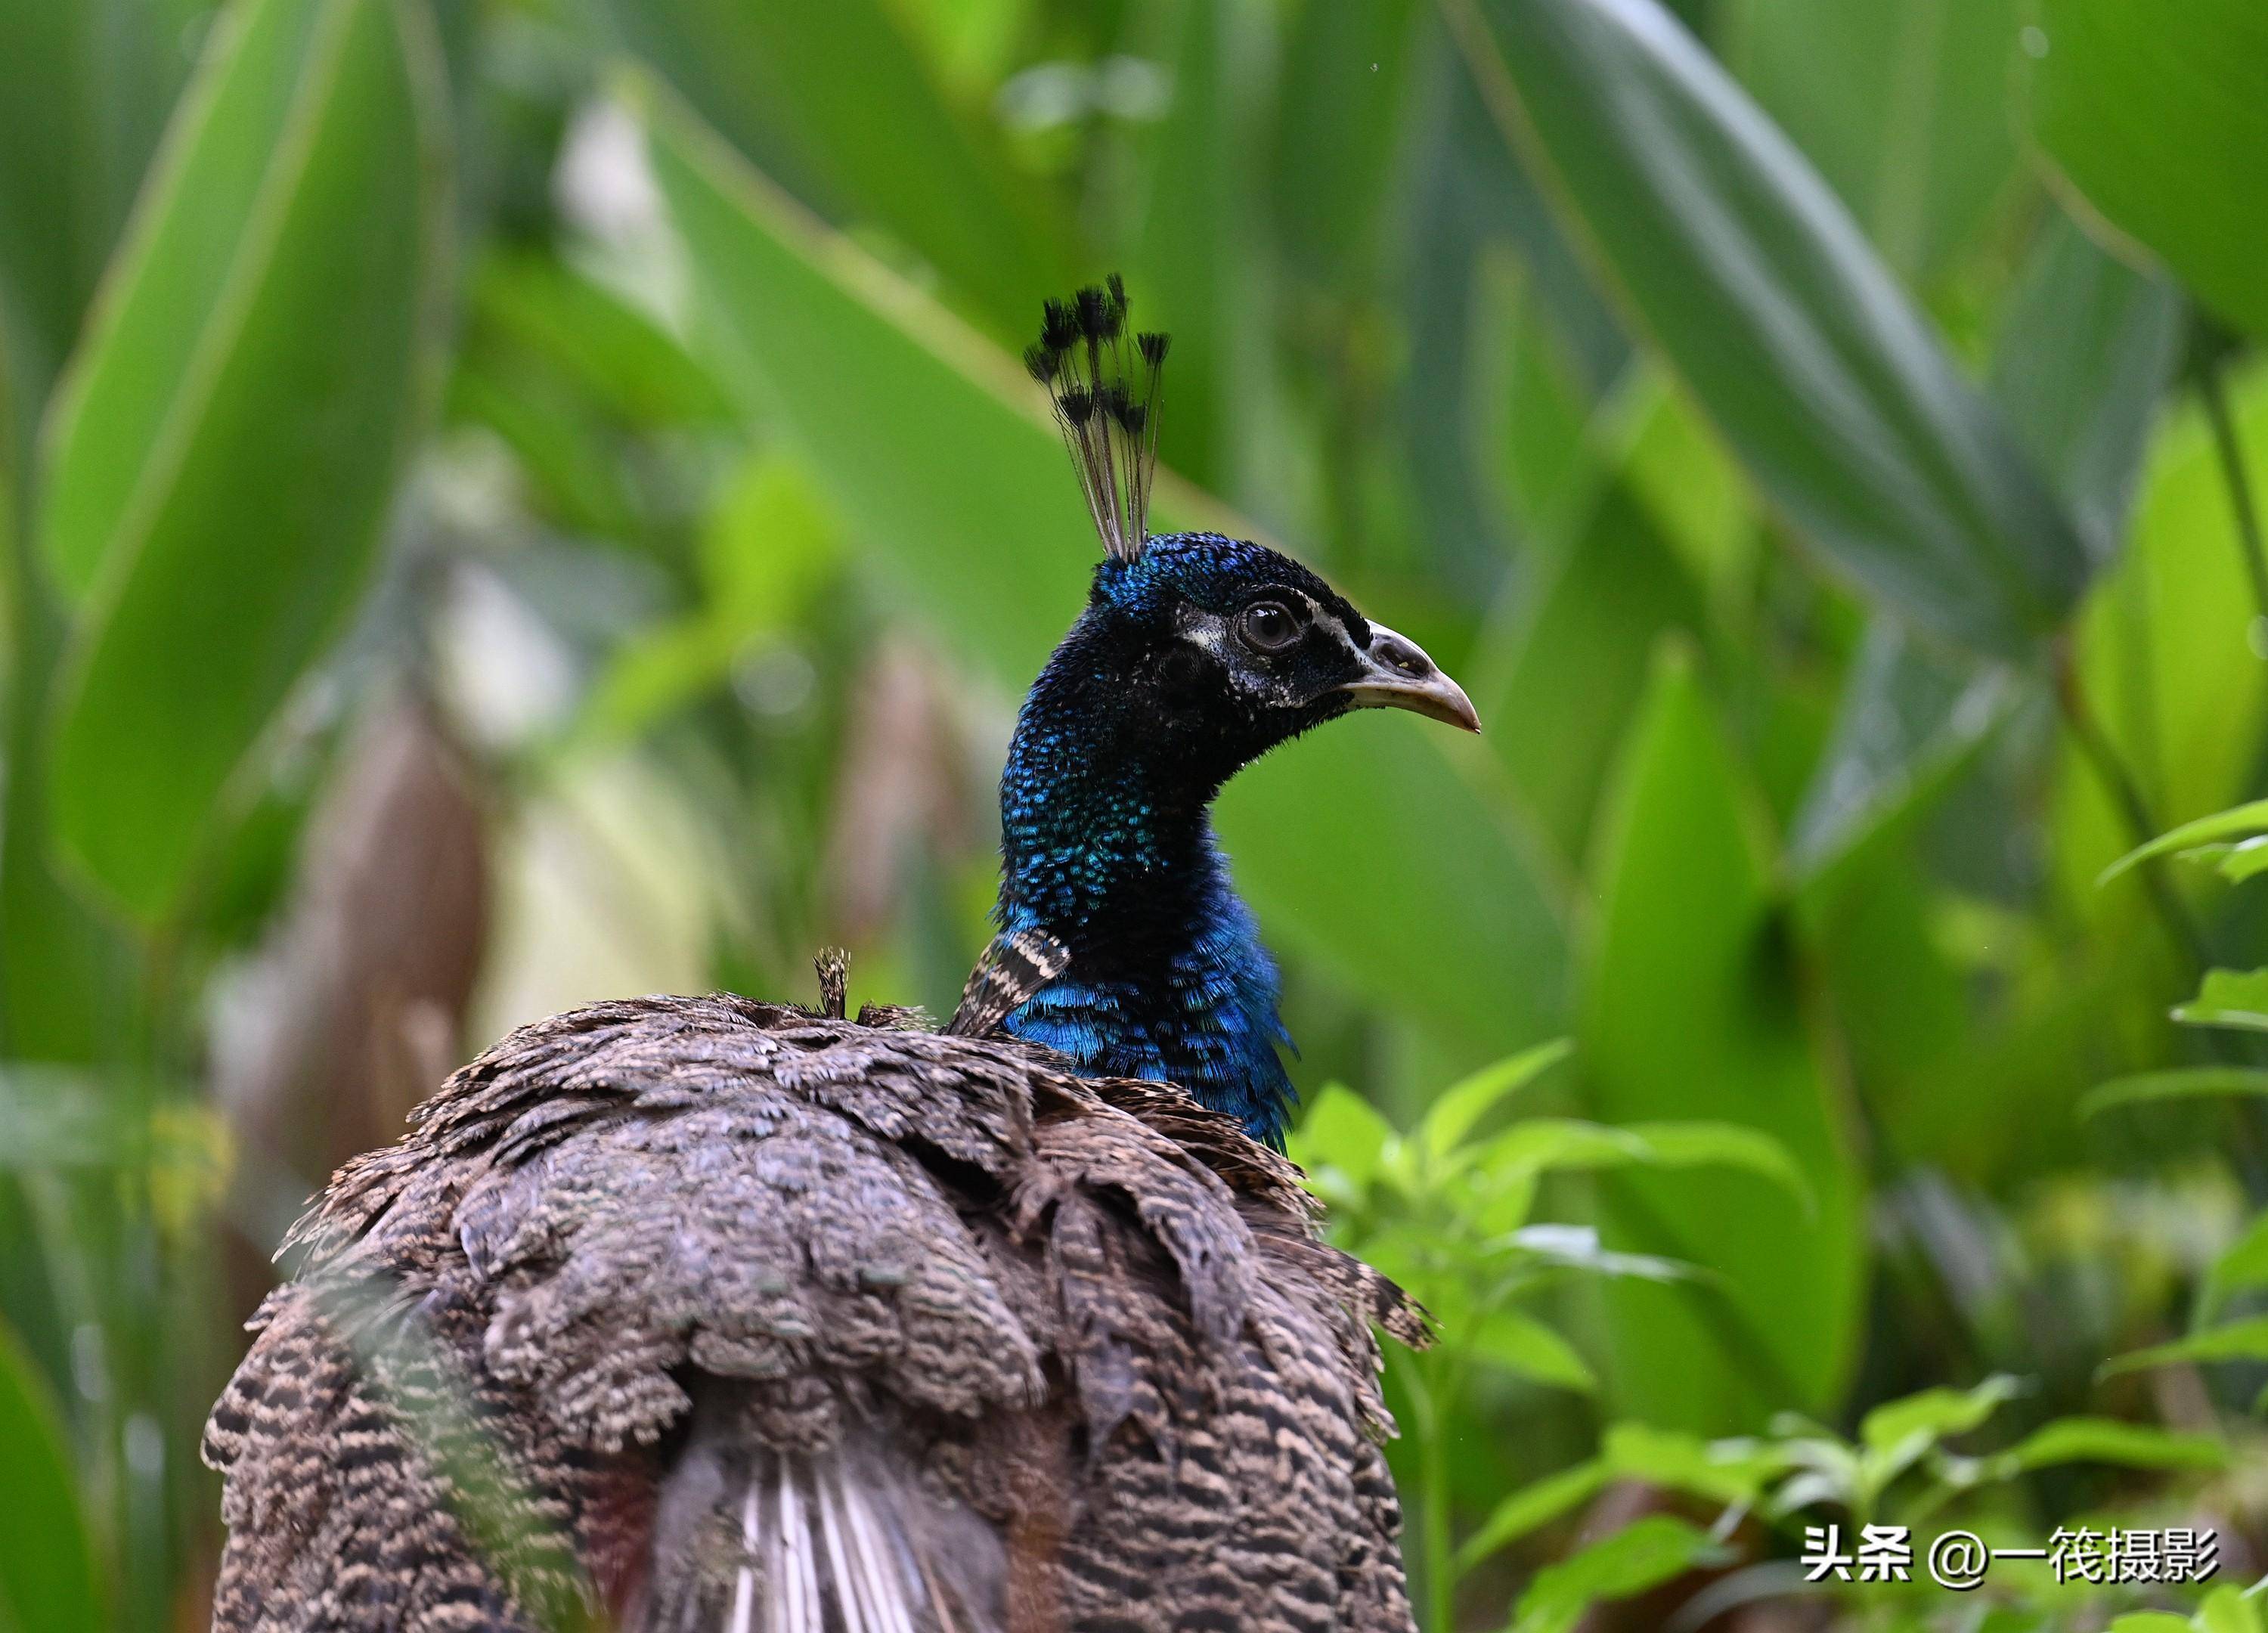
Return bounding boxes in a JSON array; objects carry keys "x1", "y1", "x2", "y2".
[{"x1": 1236, "y1": 599, "x2": 1305, "y2": 655}]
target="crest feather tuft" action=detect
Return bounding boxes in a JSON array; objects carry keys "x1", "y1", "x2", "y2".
[{"x1": 1029, "y1": 277, "x2": 1167, "y2": 563}]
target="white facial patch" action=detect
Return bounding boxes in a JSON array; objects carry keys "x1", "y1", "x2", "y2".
[{"x1": 1173, "y1": 589, "x2": 1356, "y2": 708}]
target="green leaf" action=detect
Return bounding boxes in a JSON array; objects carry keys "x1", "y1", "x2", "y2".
[
  {"x1": 1421, "y1": 1037, "x2": 1573, "y2": 1160},
  {"x1": 1445, "y1": 0, "x2": 2087, "y2": 661},
  {"x1": 0, "y1": 0, "x2": 200, "y2": 438},
  {"x1": 1723, "y1": 0, "x2": 2023, "y2": 279},
  {"x1": 1859, "y1": 1374, "x2": 2023, "y2": 1456},
  {"x1": 0, "y1": 1317, "x2": 103, "y2": 1633},
  {"x1": 643, "y1": 84, "x2": 1572, "y2": 1057},
  {"x1": 1988, "y1": 211, "x2": 2181, "y2": 563},
  {"x1": 2171, "y1": 969, "x2": 2268, "y2": 1033},
  {"x1": 2053, "y1": 365, "x2": 2268, "y2": 894},
  {"x1": 467, "y1": 249, "x2": 733, "y2": 430},
  {"x1": 2107, "y1": 1617, "x2": 2199, "y2": 1633},
  {"x1": 1789, "y1": 617, "x2": 2015, "y2": 893},
  {"x1": 1997, "y1": 1416, "x2": 2226, "y2": 1475},
  {"x1": 1509, "y1": 1514, "x2": 1720, "y2": 1633},
  {"x1": 42, "y1": 0, "x2": 451, "y2": 919},
  {"x1": 2098, "y1": 798, "x2": 2268, "y2": 885},
  {"x1": 2079, "y1": 1067, "x2": 2268, "y2": 1120},
  {"x1": 1482, "y1": 480, "x2": 1709, "y2": 864},
  {"x1": 2203, "y1": 1213, "x2": 2268, "y2": 1322},
  {"x1": 602, "y1": 0, "x2": 1065, "y2": 339},
  {"x1": 1457, "y1": 1458, "x2": 1610, "y2": 1571},
  {"x1": 2198, "y1": 1588, "x2": 2266, "y2": 1633},
  {"x1": 2022, "y1": 0, "x2": 2268, "y2": 340},
  {"x1": 1471, "y1": 1308, "x2": 1597, "y2": 1393},
  {"x1": 1599, "y1": 1421, "x2": 1783, "y2": 1504},
  {"x1": 1578, "y1": 643, "x2": 1865, "y2": 1430},
  {"x1": 1132, "y1": 0, "x2": 1235, "y2": 487},
  {"x1": 2099, "y1": 1315, "x2": 2268, "y2": 1380},
  {"x1": 1289, "y1": 1083, "x2": 1399, "y2": 1194},
  {"x1": 1855, "y1": 1374, "x2": 2025, "y2": 1500},
  {"x1": 1619, "y1": 1122, "x2": 1814, "y2": 1213}
]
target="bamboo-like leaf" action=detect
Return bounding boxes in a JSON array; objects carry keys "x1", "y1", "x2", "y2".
[
  {"x1": 42, "y1": 0, "x2": 451, "y2": 919},
  {"x1": 2098, "y1": 1315, "x2": 2268, "y2": 1380},
  {"x1": 1443, "y1": 0, "x2": 2087, "y2": 661},
  {"x1": 1578, "y1": 640, "x2": 1864, "y2": 1429},
  {"x1": 1510, "y1": 1515, "x2": 1721, "y2": 1633},
  {"x1": 641, "y1": 82, "x2": 1571, "y2": 1056},
  {"x1": 0, "y1": 1318, "x2": 103, "y2": 1632},
  {"x1": 2080, "y1": 1066, "x2": 2268, "y2": 1120},
  {"x1": 600, "y1": 0, "x2": 1067, "y2": 339}
]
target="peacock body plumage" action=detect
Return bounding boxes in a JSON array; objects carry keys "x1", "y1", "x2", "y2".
[{"x1": 205, "y1": 280, "x2": 1477, "y2": 1631}]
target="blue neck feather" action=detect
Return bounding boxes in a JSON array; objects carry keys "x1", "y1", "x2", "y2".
[{"x1": 993, "y1": 608, "x2": 1297, "y2": 1145}]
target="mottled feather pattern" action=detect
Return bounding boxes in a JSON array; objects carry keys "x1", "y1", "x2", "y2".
[{"x1": 206, "y1": 994, "x2": 1422, "y2": 1632}]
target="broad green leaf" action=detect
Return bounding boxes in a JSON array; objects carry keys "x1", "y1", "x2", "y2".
[
  {"x1": 1401, "y1": 60, "x2": 1625, "y2": 575},
  {"x1": 644, "y1": 88, "x2": 1571, "y2": 1055},
  {"x1": 466, "y1": 249, "x2": 733, "y2": 431},
  {"x1": 2052, "y1": 365, "x2": 2268, "y2": 901},
  {"x1": 2079, "y1": 1067, "x2": 2268, "y2": 1120},
  {"x1": 2022, "y1": 0, "x2": 2268, "y2": 340},
  {"x1": 1579, "y1": 643, "x2": 1864, "y2": 1430},
  {"x1": 1458, "y1": 1459, "x2": 1610, "y2": 1571},
  {"x1": 1789, "y1": 618, "x2": 2015, "y2": 893},
  {"x1": 44, "y1": 0, "x2": 451, "y2": 919},
  {"x1": 1271, "y1": 0, "x2": 1422, "y2": 291},
  {"x1": 0, "y1": 0, "x2": 203, "y2": 439},
  {"x1": 1132, "y1": 0, "x2": 1235, "y2": 486},
  {"x1": 1997, "y1": 1417, "x2": 2226, "y2": 1475},
  {"x1": 1989, "y1": 212, "x2": 2181, "y2": 563},
  {"x1": 1619, "y1": 1122, "x2": 1814, "y2": 1213},
  {"x1": 2099, "y1": 799, "x2": 2268, "y2": 885},
  {"x1": 2172, "y1": 969, "x2": 2268, "y2": 1034},
  {"x1": 0, "y1": 1317, "x2": 103, "y2": 1633},
  {"x1": 1859, "y1": 1374, "x2": 2022, "y2": 1456},
  {"x1": 2108, "y1": 1617, "x2": 2200, "y2": 1633},
  {"x1": 1724, "y1": 0, "x2": 2023, "y2": 279},
  {"x1": 2203, "y1": 1213, "x2": 2268, "y2": 1322},
  {"x1": 1509, "y1": 1514, "x2": 1719, "y2": 1633},
  {"x1": 1471, "y1": 1307, "x2": 1597, "y2": 1393},
  {"x1": 601, "y1": 0, "x2": 1065, "y2": 339},
  {"x1": 2099, "y1": 1315, "x2": 2268, "y2": 1380},
  {"x1": 1445, "y1": 0, "x2": 2087, "y2": 661},
  {"x1": 1480, "y1": 480, "x2": 1707, "y2": 865},
  {"x1": 0, "y1": 456, "x2": 129, "y2": 1061},
  {"x1": 1421, "y1": 1037, "x2": 1573, "y2": 1160}
]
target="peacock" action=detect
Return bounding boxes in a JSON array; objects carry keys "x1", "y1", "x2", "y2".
[{"x1": 204, "y1": 280, "x2": 1479, "y2": 1632}]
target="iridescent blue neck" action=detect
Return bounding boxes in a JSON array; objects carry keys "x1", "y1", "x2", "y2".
[{"x1": 992, "y1": 621, "x2": 1296, "y2": 1145}]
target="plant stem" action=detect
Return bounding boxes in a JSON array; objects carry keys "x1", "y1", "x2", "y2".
[
  {"x1": 2192, "y1": 336, "x2": 2268, "y2": 626},
  {"x1": 1391, "y1": 1349, "x2": 1456, "y2": 1633},
  {"x1": 2051, "y1": 641, "x2": 2211, "y2": 971}
]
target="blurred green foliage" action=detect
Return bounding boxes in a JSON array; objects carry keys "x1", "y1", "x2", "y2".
[{"x1": 1, "y1": 0, "x2": 2265, "y2": 1628}]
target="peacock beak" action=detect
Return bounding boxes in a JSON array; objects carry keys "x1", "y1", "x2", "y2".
[{"x1": 1338, "y1": 622, "x2": 1481, "y2": 733}]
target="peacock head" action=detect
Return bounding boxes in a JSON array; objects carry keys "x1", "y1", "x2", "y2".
[
  {"x1": 1017, "y1": 280, "x2": 1476, "y2": 807},
  {"x1": 1067, "y1": 531, "x2": 1477, "y2": 791}
]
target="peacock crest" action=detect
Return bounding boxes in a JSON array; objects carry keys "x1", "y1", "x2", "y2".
[{"x1": 1024, "y1": 274, "x2": 1170, "y2": 563}]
